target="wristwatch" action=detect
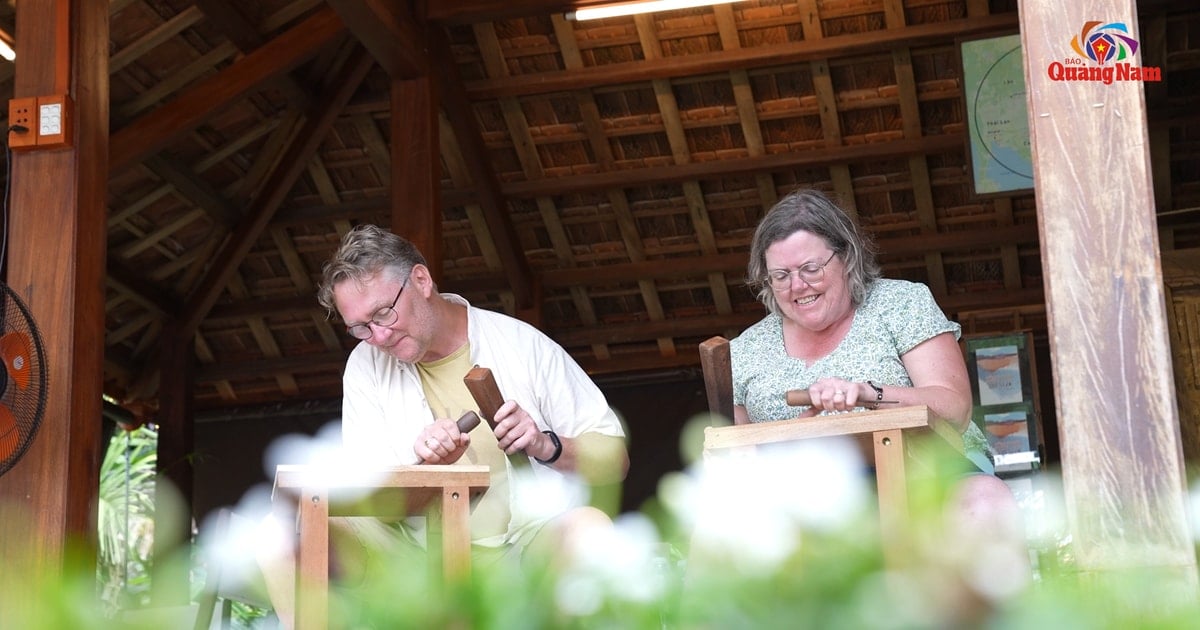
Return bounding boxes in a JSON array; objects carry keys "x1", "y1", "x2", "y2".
[
  {"x1": 866, "y1": 381, "x2": 885, "y2": 409},
  {"x1": 536, "y1": 430, "x2": 562, "y2": 465}
]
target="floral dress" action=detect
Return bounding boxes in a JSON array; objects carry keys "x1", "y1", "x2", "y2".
[{"x1": 730, "y1": 278, "x2": 991, "y2": 467}]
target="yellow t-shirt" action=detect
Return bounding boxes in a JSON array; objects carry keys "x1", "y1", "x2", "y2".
[{"x1": 416, "y1": 343, "x2": 511, "y2": 543}]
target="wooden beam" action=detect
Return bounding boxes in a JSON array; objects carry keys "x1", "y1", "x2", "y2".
[
  {"x1": 425, "y1": 0, "x2": 609, "y2": 24},
  {"x1": 503, "y1": 133, "x2": 965, "y2": 198},
  {"x1": 205, "y1": 222, "x2": 1043, "y2": 320},
  {"x1": 109, "y1": 6, "x2": 344, "y2": 173},
  {"x1": 466, "y1": 13, "x2": 1019, "y2": 99},
  {"x1": 191, "y1": 0, "x2": 313, "y2": 108},
  {"x1": 1020, "y1": 0, "x2": 1198, "y2": 586},
  {"x1": 0, "y1": 0, "x2": 106, "y2": 597},
  {"x1": 177, "y1": 47, "x2": 374, "y2": 340},
  {"x1": 326, "y1": 0, "x2": 428, "y2": 77}
]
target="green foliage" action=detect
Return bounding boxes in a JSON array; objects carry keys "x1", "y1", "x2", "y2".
[{"x1": 96, "y1": 425, "x2": 159, "y2": 611}]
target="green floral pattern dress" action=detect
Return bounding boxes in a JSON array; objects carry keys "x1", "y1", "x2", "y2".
[{"x1": 730, "y1": 278, "x2": 991, "y2": 467}]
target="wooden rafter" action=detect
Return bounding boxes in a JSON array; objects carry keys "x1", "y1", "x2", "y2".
[
  {"x1": 177, "y1": 46, "x2": 375, "y2": 339},
  {"x1": 109, "y1": 5, "x2": 344, "y2": 172}
]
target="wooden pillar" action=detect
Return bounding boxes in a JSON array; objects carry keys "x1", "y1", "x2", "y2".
[
  {"x1": 151, "y1": 320, "x2": 195, "y2": 605},
  {"x1": 1018, "y1": 0, "x2": 1198, "y2": 590},
  {"x1": 0, "y1": 0, "x2": 108, "y2": 592},
  {"x1": 391, "y1": 74, "x2": 442, "y2": 279}
]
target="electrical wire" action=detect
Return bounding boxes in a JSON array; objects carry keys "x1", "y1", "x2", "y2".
[{"x1": 1, "y1": 124, "x2": 27, "y2": 278}]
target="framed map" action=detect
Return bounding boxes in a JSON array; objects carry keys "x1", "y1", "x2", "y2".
[{"x1": 959, "y1": 33, "x2": 1034, "y2": 196}]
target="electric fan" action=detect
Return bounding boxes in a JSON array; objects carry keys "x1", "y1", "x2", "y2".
[{"x1": 0, "y1": 281, "x2": 47, "y2": 477}]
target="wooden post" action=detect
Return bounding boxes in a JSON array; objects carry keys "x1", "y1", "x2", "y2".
[
  {"x1": 0, "y1": 0, "x2": 107, "y2": 597},
  {"x1": 1018, "y1": 0, "x2": 1198, "y2": 590},
  {"x1": 391, "y1": 74, "x2": 442, "y2": 280},
  {"x1": 151, "y1": 319, "x2": 196, "y2": 605}
]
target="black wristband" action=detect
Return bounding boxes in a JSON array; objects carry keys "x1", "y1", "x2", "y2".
[{"x1": 536, "y1": 430, "x2": 562, "y2": 465}]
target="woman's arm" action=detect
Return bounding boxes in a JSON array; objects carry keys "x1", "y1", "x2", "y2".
[{"x1": 895, "y1": 332, "x2": 973, "y2": 432}]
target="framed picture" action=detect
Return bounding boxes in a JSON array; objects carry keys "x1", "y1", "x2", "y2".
[
  {"x1": 963, "y1": 332, "x2": 1043, "y2": 473},
  {"x1": 958, "y1": 33, "x2": 1034, "y2": 197}
]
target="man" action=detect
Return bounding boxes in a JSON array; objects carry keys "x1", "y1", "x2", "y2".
[{"x1": 260, "y1": 224, "x2": 628, "y2": 624}]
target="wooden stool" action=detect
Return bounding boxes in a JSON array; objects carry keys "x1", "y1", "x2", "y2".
[{"x1": 272, "y1": 464, "x2": 489, "y2": 630}]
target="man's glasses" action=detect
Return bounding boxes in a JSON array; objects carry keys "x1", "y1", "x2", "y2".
[
  {"x1": 765, "y1": 251, "x2": 837, "y2": 290},
  {"x1": 346, "y1": 277, "x2": 408, "y2": 340}
]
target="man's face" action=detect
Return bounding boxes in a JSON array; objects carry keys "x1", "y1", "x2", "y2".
[{"x1": 334, "y1": 267, "x2": 434, "y2": 363}]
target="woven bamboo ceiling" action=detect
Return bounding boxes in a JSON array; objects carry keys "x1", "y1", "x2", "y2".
[{"x1": 1, "y1": 0, "x2": 1198, "y2": 417}]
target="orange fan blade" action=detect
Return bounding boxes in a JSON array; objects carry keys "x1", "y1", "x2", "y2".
[
  {"x1": 0, "y1": 332, "x2": 32, "y2": 390},
  {"x1": 0, "y1": 404, "x2": 17, "y2": 460}
]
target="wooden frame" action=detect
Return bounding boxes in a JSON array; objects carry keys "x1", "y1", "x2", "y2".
[
  {"x1": 958, "y1": 32, "x2": 1034, "y2": 197},
  {"x1": 272, "y1": 465, "x2": 490, "y2": 630},
  {"x1": 962, "y1": 332, "x2": 1044, "y2": 474}
]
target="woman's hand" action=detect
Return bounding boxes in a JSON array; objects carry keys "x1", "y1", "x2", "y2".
[{"x1": 803, "y1": 377, "x2": 875, "y2": 412}]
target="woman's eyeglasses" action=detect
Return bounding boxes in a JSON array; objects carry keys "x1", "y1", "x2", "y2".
[
  {"x1": 765, "y1": 251, "x2": 837, "y2": 289},
  {"x1": 346, "y1": 277, "x2": 408, "y2": 339}
]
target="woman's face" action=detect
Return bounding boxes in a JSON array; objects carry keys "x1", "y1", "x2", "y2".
[{"x1": 763, "y1": 230, "x2": 854, "y2": 332}]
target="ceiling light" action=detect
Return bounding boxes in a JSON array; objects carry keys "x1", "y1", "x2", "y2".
[
  {"x1": 0, "y1": 28, "x2": 14, "y2": 61},
  {"x1": 566, "y1": 0, "x2": 748, "y2": 22}
]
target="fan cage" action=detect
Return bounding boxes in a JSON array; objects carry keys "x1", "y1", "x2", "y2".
[{"x1": 0, "y1": 282, "x2": 49, "y2": 477}]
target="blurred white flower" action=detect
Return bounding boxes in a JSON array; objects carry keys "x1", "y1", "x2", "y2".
[
  {"x1": 566, "y1": 513, "x2": 666, "y2": 604},
  {"x1": 661, "y1": 436, "x2": 869, "y2": 572},
  {"x1": 262, "y1": 420, "x2": 388, "y2": 500},
  {"x1": 509, "y1": 465, "x2": 589, "y2": 524}
]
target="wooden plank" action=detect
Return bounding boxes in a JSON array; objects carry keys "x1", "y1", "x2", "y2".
[
  {"x1": 703, "y1": 406, "x2": 932, "y2": 450},
  {"x1": 698, "y1": 336, "x2": 733, "y2": 421},
  {"x1": 1019, "y1": 0, "x2": 1197, "y2": 582}
]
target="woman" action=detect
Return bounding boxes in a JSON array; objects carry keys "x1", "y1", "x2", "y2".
[
  {"x1": 730, "y1": 188, "x2": 993, "y2": 471},
  {"x1": 729, "y1": 191, "x2": 1030, "y2": 582}
]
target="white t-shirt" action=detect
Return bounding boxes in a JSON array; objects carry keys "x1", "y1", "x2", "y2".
[{"x1": 339, "y1": 293, "x2": 625, "y2": 543}]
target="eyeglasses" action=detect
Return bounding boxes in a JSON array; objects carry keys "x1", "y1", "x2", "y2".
[
  {"x1": 765, "y1": 251, "x2": 837, "y2": 289},
  {"x1": 345, "y1": 277, "x2": 408, "y2": 340}
]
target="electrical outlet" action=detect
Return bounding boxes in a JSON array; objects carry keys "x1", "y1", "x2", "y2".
[
  {"x1": 6, "y1": 97, "x2": 37, "y2": 149},
  {"x1": 35, "y1": 94, "x2": 71, "y2": 149}
]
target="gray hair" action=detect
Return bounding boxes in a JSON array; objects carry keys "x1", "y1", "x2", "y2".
[
  {"x1": 747, "y1": 189, "x2": 880, "y2": 314},
  {"x1": 316, "y1": 224, "x2": 427, "y2": 319}
]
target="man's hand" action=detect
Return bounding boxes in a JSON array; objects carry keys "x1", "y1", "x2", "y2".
[
  {"x1": 414, "y1": 417, "x2": 471, "y2": 464},
  {"x1": 492, "y1": 400, "x2": 554, "y2": 460}
]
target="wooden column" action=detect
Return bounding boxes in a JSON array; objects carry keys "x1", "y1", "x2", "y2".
[
  {"x1": 0, "y1": 0, "x2": 107, "y2": 592},
  {"x1": 1018, "y1": 0, "x2": 1197, "y2": 589},
  {"x1": 391, "y1": 74, "x2": 442, "y2": 279},
  {"x1": 151, "y1": 320, "x2": 195, "y2": 605}
]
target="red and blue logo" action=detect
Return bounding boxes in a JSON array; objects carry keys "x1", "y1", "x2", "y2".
[
  {"x1": 1070, "y1": 21, "x2": 1139, "y2": 65},
  {"x1": 1047, "y1": 20, "x2": 1161, "y2": 84}
]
